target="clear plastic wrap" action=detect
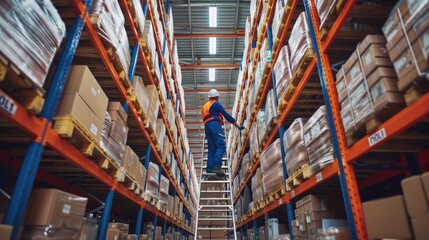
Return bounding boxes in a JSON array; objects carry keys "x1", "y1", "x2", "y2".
[
  {"x1": 272, "y1": 0, "x2": 287, "y2": 40},
  {"x1": 307, "y1": 131, "x2": 333, "y2": 164},
  {"x1": 156, "y1": 119, "x2": 166, "y2": 150},
  {"x1": 242, "y1": 153, "x2": 251, "y2": 177},
  {"x1": 146, "y1": 162, "x2": 160, "y2": 198},
  {"x1": 318, "y1": 227, "x2": 352, "y2": 240},
  {"x1": 0, "y1": 0, "x2": 66, "y2": 88},
  {"x1": 303, "y1": 106, "x2": 329, "y2": 146},
  {"x1": 264, "y1": 89, "x2": 277, "y2": 129},
  {"x1": 285, "y1": 142, "x2": 309, "y2": 176},
  {"x1": 274, "y1": 46, "x2": 293, "y2": 100},
  {"x1": 249, "y1": 124, "x2": 260, "y2": 161},
  {"x1": 91, "y1": 0, "x2": 130, "y2": 74},
  {"x1": 288, "y1": 12, "x2": 313, "y2": 73},
  {"x1": 131, "y1": 0, "x2": 145, "y2": 36},
  {"x1": 262, "y1": 161, "x2": 284, "y2": 196},
  {"x1": 146, "y1": 85, "x2": 160, "y2": 128},
  {"x1": 260, "y1": 139, "x2": 282, "y2": 172},
  {"x1": 284, "y1": 118, "x2": 306, "y2": 149},
  {"x1": 315, "y1": 0, "x2": 337, "y2": 29},
  {"x1": 159, "y1": 175, "x2": 169, "y2": 205}
]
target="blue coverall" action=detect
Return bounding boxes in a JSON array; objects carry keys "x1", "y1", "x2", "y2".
[{"x1": 204, "y1": 101, "x2": 236, "y2": 173}]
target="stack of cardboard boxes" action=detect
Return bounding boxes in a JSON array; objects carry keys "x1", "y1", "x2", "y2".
[
  {"x1": 272, "y1": 0, "x2": 288, "y2": 43},
  {"x1": 289, "y1": 12, "x2": 313, "y2": 77},
  {"x1": 107, "y1": 222, "x2": 131, "y2": 240},
  {"x1": 383, "y1": 0, "x2": 429, "y2": 102},
  {"x1": 337, "y1": 35, "x2": 405, "y2": 145},
  {"x1": 252, "y1": 168, "x2": 264, "y2": 204},
  {"x1": 132, "y1": 76, "x2": 150, "y2": 117},
  {"x1": 159, "y1": 175, "x2": 170, "y2": 207},
  {"x1": 274, "y1": 46, "x2": 292, "y2": 101},
  {"x1": 103, "y1": 102, "x2": 129, "y2": 164},
  {"x1": 292, "y1": 194, "x2": 347, "y2": 240},
  {"x1": 264, "y1": 90, "x2": 277, "y2": 129},
  {"x1": 260, "y1": 139, "x2": 284, "y2": 196},
  {"x1": 363, "y1": 173, "x2": 429, "y2": 239},
  {"x1": 56, "y1": 65, "x2": 108, "y2": 145},
  {"x1": 284, "y1": 118, "x2": 309, "y2": 176},
  {"x1": 90, "y1": 0, "x2": 131, "y2": 75},
  {"x1": 22, "y1": 189, "x2": 88, "y2": 239},
  {"x1": 315, "y1": 0, "x2": 340, "y2": 30},
  {"x1": 146, "y1": 162, "x2": 160, "y2": 199},
  {"x1": 146, "y1": 85, "x2": 160, "y2": 131},
  {"x1": 121, "y1": 146, "x2": 147, "y2": 188},
  {"x1": 303, "y1": 106, "x2": 334, "y2": 173}
]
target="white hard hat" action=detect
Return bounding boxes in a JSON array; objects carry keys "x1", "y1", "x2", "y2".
[{"x1": 208, "y1": 89, "x2": 219, "y2": 98}]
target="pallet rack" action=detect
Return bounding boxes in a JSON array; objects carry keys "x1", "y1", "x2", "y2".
[
  {"x1": 230, "y1": 0, "x2": 429, "y2": 239},
  {"x1": 0, "y1": 0, "x2": 198, "y2": 239}
]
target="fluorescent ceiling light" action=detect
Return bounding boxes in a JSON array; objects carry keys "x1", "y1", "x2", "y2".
[
  {"x1": 209, "y1": 7, "x2": 217, "y2": 27},
  {"x1": 209, "y1": 37, "x2": 216, "y2": 54},
  {"x1": 209, "y1": 68, "x2": 215, "y2": 82}
]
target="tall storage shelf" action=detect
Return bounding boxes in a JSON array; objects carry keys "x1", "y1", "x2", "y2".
[
  {"x1": 229, "y1": 0, "x2": 429, "y2": 239},
  {"x1": 0, "y1": 0, "x2": 197, "y2": 239}
]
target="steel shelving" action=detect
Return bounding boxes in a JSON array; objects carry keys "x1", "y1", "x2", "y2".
[
  {"x1": 231, "y1": 0, "x2": 429, "y2": 239},
  {"x1": 0, "y1": 0, "x2": 197, "y2": 239}
]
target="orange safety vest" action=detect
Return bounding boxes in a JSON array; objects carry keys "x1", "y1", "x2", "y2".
[{"x1": 201, "y1": 100, "x2": 224, "y2": 124}]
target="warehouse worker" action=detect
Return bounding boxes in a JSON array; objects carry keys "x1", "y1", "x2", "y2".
[{"x1": 202, "y1": 89, "x2": 245, "y2": 177}]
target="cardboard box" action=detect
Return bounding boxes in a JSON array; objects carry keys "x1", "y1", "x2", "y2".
[
  {"x1": 132, "y1": 76, "x2": 149, "y2": 115},
  {"x1": 422, "y1": 172, "x2": 429, "y2": 200},
  {"x1": 0, "y1": 224, "x2": 12, "y2": 240},
  {"x1": 363, "y1": 195, "x2": 412, "y2": 239},
  {"x1": 106, "y1": 228, "x2": 120, "y2": 240},
  {"x1": 393, "y1": 46, "x2": 420, "y2": 92},
  {"x1": 360, "y1": 45, "x2": 392, "y2": 77},
  {"x1": 411, "y1": 213, "x2": 429, "y2": 240},
  {"x1": 305, "y1": 211, "x2": 335, "y2": 223},
  {"x1": 57, "y1": 93, "x2": 103, "y2": 142},
  {"x1": 107, "y1": 102, "x2": 127, "y2": 123},
  {"x1": 401, "y1": 176, "x2": 429, "y2": 218},
  {"x1": 24, "y1": 189, "x2": 87, "y2": 230},
  {"x1": 79, "y1": 217, "x2": 98, "y2": 240},
  {"x1": 109, "y1": 119, "x2": 129, "y2": 146},
  {"x1": 65, "y1": 65, "x2": 108, "y2": 122},
  {"x1": 366, "y1": 67, "x2": 397, "y2": 88}
]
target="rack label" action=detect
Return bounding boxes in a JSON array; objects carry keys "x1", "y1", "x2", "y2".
[
  {"x1": 290, "y1": 190, "x2": 295, "y2": 198},
  {"x1": 0, "y1": 90, "x2": 17, "y2": 116},
  {"x1": 316, "y1": 172, "x2": 323, "y2": 182},
  {"x1": 368, "y1": 128, "x2": 387, "y2": 146},
  {"x1": 278, "y1": 199, "x2": 282, "y2": 205}
]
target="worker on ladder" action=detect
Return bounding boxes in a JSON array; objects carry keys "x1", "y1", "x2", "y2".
[{"x1": 202, "y1": 89, "x2": 245, "y2": 178}]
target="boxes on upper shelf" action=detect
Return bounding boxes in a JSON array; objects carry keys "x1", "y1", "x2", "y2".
[
  {"x1": 288, "y1": 12, "x2": 313, "y2": 75},
  {"x1": 336, "y1": 35, "x2": 406, "y2": 145},
  {"x1": 146, "y1": 162, "x2": 160, "y2": 198},
  {"x1": 0, "y1": 0, "x2": 65, "y2": 89},
  {"x1": 284, "y1": 118, "x2": 309, "y2": 176},
  {"x1": 260, "y1": 139, "x2": 284, "y2": 196}
]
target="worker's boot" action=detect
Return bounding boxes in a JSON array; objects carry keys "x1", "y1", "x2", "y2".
[{"x1": 213, "y1": 167, "x2": 225, "y2": 178}]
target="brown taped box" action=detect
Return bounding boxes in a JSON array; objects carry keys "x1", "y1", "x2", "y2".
[
  {"x1": 363, "y1": 195, "x2": 412, "y2": 240},
  {"x1": 108, "y1": 102, "x2": 128, "y2": 123},
  {"x1": 336, "y1": 77, "x2": 348, "y2": 104},
  {"x1": 411, "y1": 213, "x2": 429, "y2": 240},
  {"x1": 393, "y1": 42, "x2": 421, "y2": 92},
  {"x1": 357, "y1": 35, "x2": 387, "y2": 53},
  {"x1": 360, "y1": 45, "x2": 392, "y2": 77},
  {"x1": 304, "y1": 211, "x2": 335, "y2": 223},
  {"x1": 24, "y1": 189, "x2": 87, "y2": 230},
  {"x1": 121, "y1": 146, "x2": 139, "y2": 179},
  {"x1": 57, "y1": 93, "x2": 104, "y2": 142},
  {"x1": 109, "y1": 119, "x2": 129, "y2": 147},
  {"x1": 423, "y1": 172, "x2": 429, "y2": 200},
  {"x1": 401, "y1": 175, "x2": 428, "y2": 219},
  {"x1": 0, "y1": 224, "x2": 12, "y2": 240},
  {"x1": 64, "y1": 65, "x2": 108, "y2": 122},
  {"x1": 366, "y1": 67, "x2": 397, "y2": 88},
  {"x1": 372, "y1": 92, "x2": 405, "y2": 115},
  {"x1": 106, "y1": 228, "x2": 120, "y2": 240}
]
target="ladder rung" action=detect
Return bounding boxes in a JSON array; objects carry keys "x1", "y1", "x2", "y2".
[
  {"x1": 200, "y1": 197, "x2": 230, "y2": 201},
  {"x1": 201, "y1": 180, "x2": 230, "y2": 183},
  {"x1": 198, "y1": 227, "x2": 233, "y2": 230},
  {"x1": 200, "y1": 190, "x2": 230, "y2": 193},
  {"x1": 198, "y1": 217, "x2": 233, "y2": 221}
]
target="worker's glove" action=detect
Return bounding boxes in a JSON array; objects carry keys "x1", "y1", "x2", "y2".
[{"x1": 238, "y1": 125, "x2": 245, "y2": 131}]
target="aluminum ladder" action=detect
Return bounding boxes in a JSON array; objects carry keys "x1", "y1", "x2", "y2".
[{"x1": 194, "y1": 141, "x2": 237, "y2": 240}]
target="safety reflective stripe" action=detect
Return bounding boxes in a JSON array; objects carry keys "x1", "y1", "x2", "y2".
[{"x1": 201, "y1": 100, "x2": 224, "y2": 124}]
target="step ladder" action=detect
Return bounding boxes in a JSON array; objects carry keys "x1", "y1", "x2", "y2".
[{"x1": 194, "y1": 142, "x2": 237, "y2": 240}]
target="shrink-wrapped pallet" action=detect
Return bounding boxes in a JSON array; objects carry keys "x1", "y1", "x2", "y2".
[
  {"x1": 249, "y1": 124, "x2": 260, "y2": 161},
  {"x1": 260, "y1": 139, "x2": 284, "y2": 195},
  {"x1": 156, "y1": 118, "x2": 166, "y2": 150},
  {"x1": 0, "y1": 0, "x2": 65, "y2": 88},
  {"x1": 336, "y1": 35, "x2": 405, "y2": 143},
  {"x1": 272, "y1": 0, "x2": 287, "y2": 41},
  {"x1": 121, "y1": 145, "x2": 139, "y2": 179},
  {"x1": 256, "y1": 110, "x2": 266, "y2": 144},
  {"x1": 159, "y1": 175, "x2": 169, "y2": 206},
  {"x1": 146, "y1": 162, "x2": 160, "y2": 198},
  {"x1": 146, "y1": 85, "x2": 160, "y2": 130},
  {"x1": 274, "y1": 46, "x2": 293, "y2": 100},
  {"x1": 252, "y1": 168, "x2": 264, "y2": 202},
  {"x1": 284, "y1": 118, "x2": 309, "y2": 176},
  {"x1": 132, "y1": 76, "x2": 150, "y2": 115},
  {"x1": 288, "y1": 12, "x2": 313, "y2": 74},
  {"x1": 315, "y1": 0, "x2": 339, "y2": 29},
  {"x1": 90, "y1": 0, "x2": 131, "y2": 75},
  {"x1": 304, "y1": 106, "x2": 334, "y2": 171},
  {"x1": 264, "y1": 90, "x2": 277, "y2": 130}
]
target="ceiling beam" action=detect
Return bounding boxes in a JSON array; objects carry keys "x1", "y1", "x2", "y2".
[
  {"x1": 175, "y1": 32, "x2": 245, "y2": 39},
  {"x1": 180, "y1": 64, "x2": 240, "y2": 70}
]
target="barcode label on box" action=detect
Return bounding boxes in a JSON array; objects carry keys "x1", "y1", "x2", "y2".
[
  {"x1": 306, "y1": 216, "x2": 311, "y2": 223},
  {"x1": 316, "y1": 172, "x2": 323, "y2": 182},
  {"x1": 0, "y1": 90, "x2": 17, "y2": 116},
  {"x1": 368, "y1": 128, "x2": 387, "y2": 146}
]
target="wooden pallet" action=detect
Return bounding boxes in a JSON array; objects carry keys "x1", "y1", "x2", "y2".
[
  {"x1": 404, "y1": 84, "x2": 429, "y2": 106},
  {"x1": 0, "y1": 55, "x2": 46, "y2": 114},
  {"x1": 144, "y1": 193, "x2": 158, "y2": 206},
  {"x1": 285, "y1": 164, "x2": 315, "y2": 191},
  {"x1": 106, "y1": 48, "x2": 131, "y2": 90},
  {"x1": 126, "y1": 0, "x2": 144, "y2": 34},
  {"x1": 53, "y1": 116, "x2": 125, "y2": 182},
  {"x1": 272, "y1": 1, "x2": 293, "y2": 54},
  {"x1": 128, "y1": 91, "x2": 149, "y2": 125},
  {"x1": 265, "y1": 183, "x2": 286, "y2": 204},
  {"x1": 277, "y1": 83, "x2": 297, "y2": 115},
  {"x1": 319, "y1": 0, "x2": 346, "y2": 40}
]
